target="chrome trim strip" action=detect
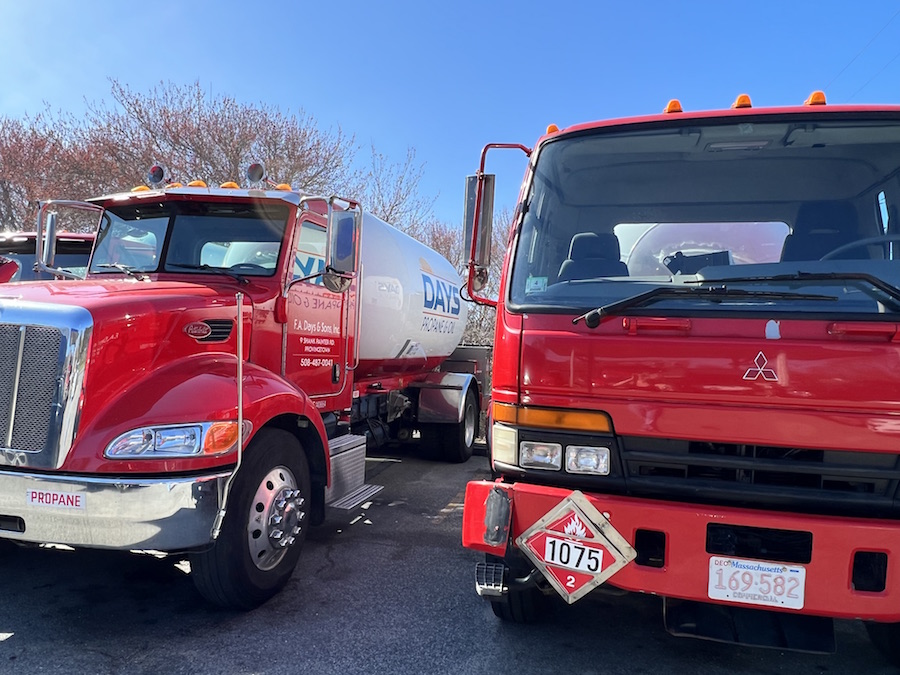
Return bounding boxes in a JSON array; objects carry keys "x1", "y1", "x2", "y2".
[
  {"x1": 6, "y1": 326, "x2": 25, "y2": 448},
  {"x1": 0, "y1": 469, "x2": 231, "y2": 550}
]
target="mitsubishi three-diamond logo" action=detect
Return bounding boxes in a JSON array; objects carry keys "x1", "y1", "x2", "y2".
[{"x1": 743, "y1": 351, "x2": 778, "y2": 381}]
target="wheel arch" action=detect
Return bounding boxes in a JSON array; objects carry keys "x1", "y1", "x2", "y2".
[{"x1": 416, "y1": 372, "x2": 480, "y2": 431}]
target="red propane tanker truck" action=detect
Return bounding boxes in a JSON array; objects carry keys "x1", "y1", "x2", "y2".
[
  {"x1": 461, "y1": 92, "x2": 900, "y2": 665},
  {"x1": 0, "y1": 163, "x2": 484, "y2": 609}
]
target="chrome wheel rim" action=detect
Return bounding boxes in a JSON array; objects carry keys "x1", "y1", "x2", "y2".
[
  {"x1": 463, "y1": 399, "x2": 476, "y2": 449},
  {"x1": 247, "y1": 465, "x2": 306, "y2": 571}
]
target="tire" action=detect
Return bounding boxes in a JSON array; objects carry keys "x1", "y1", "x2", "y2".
[
  {"x1": 486, "y1": 553, "x2": 547, "y2": 623},
  {"x1": 421, "y1": 387, "x2": 477, "y2": 463},
  {"x1": 866, "y1": 621, "x2": 900, "y2": 666},
  {"x1": 490, "y1": 585, "x2": 544, "y2": 623},
  {"x1": 191, "y1": 428, "x2": 311, "y2": 610}
]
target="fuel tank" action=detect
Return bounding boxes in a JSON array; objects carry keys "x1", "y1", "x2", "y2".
[{"x1": 355, "y1": 213, "x2": 467, "y2": 378}]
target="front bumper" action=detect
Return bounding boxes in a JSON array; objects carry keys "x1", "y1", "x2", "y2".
[
  {"x1": 0, "y1": 468, "x2": 231, "y2": 551},
  {"x1": 462, "y1": 480, "x2": 900, "y2": 622}
]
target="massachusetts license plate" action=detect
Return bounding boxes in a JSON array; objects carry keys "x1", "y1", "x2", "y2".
[{"x1": 708, "y1": 556, "x2": 806, "y2": 610}]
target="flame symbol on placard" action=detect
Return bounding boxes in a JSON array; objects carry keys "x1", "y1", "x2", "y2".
[{"x1": 564, "y1": 514, "x2": 587, "y2": 537}]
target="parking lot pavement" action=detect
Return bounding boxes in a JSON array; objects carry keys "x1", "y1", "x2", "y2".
[{"x1": 0, "y1": 449, "x2": 893, "y2": 674}]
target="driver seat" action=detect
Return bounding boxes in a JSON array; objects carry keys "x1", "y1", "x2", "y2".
[
  {"x1": 557, "y1": 232, "x2": 629, "y2": 281},
  {"x1": 781, "y1": 201, "x2": 864, "y2": 261}
]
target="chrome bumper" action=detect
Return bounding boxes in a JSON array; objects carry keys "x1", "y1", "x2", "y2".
[{"x1": 0, "y1": 469, "x2": 232, "y2": 551}]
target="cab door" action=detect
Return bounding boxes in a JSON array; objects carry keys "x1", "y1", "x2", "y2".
[{"x1": 284, "y1": 217, "x2": 349, "y2": 410}]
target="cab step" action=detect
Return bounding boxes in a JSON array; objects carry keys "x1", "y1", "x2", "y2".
[{"x1": 475, "y1": 561, "x2": 507, "y2": 597}]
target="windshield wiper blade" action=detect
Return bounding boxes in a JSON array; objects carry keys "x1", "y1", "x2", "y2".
[
  {"x1": 95, "y1": 263, "x2": 148, "y2": 280},
  {"x1": 573, "y1": 285, "x2": 837, "y2": 328},
  {"x1": 167, "y1": 263, "x2": 249, "y2": 285},
  {"x1": 695, "y1": 271, "x2": 900, "y2": 305}
]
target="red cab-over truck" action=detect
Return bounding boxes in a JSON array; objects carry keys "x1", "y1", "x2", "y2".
[
  {"x1": 461, "y1": 92, "x2": 900, "y2": 664},
  {"x1": 0, "y1": 164, "x2": 484, "y2": 609}
]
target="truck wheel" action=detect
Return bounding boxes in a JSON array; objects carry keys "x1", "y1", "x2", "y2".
[
  {"x1": 191, "y1": 428, "x2": 311, "y2": 610},
  {"x1": 490, "y1": 585, "x2": 544, "y2": 623},
  {"x1": 486, "y1": 553, "x2": 547, "y2": 623},
  {"x1": 420, "y1": 387, "x2": 477, "y2": 463},
  {"x1": 866, "y1": 621, "x2": 900, "y2": 666},
  {"x1": 444, "y1": 387, "x2": 478, "y2": 463}
]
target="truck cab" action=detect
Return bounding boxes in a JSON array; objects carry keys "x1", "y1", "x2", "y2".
[
  {"x1": 0, "y1": 166, "x2": 479, "y2": 609},
  {"x1": 462, "y1": 93, "x2": 900, "y2": 664}
]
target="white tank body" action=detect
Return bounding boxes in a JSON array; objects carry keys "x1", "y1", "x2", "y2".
[{"x1": 355, "y1": 213, "x2": 467, "y2": 378}]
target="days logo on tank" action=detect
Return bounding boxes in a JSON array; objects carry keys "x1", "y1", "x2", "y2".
[
  {"x1": 743, "y1": 351, "x2": 778, "y2": 381},
  {"x1": 421, "y1": 272, "x2": 461, "y2": 317},
  {"x1": 184, "y1": 321, "x2": 213, "y2": 340}
]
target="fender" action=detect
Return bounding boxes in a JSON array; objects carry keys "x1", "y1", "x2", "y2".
[
  {"x1": 67, "y1": 353, "x2": 329, "y2": 482},
  {"x1": 416, "y1": 372, "x2": 478, "y2": 424}
]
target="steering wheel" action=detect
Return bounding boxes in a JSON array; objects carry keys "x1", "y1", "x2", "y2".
[
  {"x1": 820, "y1": 234, "x2": 900, "y2": 260},
  {"x1": 228, "y1": 263, "x2": 269, "y2": 274}
]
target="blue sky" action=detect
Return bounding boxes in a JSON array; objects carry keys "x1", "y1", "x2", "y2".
[{"x1": 4, "y1": 1, "x2": 900, "y2": 226}]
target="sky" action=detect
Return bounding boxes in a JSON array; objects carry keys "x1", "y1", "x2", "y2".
[{"x1": 3, "y1": 0, "x2": 900, "y2": 227}]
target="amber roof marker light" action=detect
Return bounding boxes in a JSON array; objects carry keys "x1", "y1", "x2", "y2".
[
  {"x1": 663, "y1": 99, "x2": 683, "y2": 114},
  {"x1": 805, "y1": 90, "x2": 827, "y2": 106}
]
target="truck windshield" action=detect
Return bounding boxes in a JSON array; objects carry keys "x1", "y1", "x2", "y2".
[
  {"x1": 89, "y1": 201, "x2": 289, "y2": 277},
  {"x1": 509, "y1": 115, "x2": 900, "y2": 317}
]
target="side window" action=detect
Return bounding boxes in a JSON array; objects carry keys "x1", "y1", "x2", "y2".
[{"x1": 293, "y1": 221, "x2": 326, "y2": 284}]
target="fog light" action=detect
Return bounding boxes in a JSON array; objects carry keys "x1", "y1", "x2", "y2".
[
  {"x1": 566, "y1": 445, "x2": 610, "y2": 475},
  {"x1": 520, "y1": 441, "x2": 562, "y2": 470}
]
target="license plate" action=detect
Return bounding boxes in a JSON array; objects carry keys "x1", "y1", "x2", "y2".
[
  {"x1": 708, "y1": 556, "x2": 805, "y2": 610},
  {"x1": 543, "y1": 535, "x2": 603, "y2": 573}
]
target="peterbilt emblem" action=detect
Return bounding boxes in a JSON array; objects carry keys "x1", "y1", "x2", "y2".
[
  {"x1": 743, "y1": 351, "x2": 778, "y2": 381},
  {"x1": 184, "y1": 321, "x2": 212, "y2": 340}
]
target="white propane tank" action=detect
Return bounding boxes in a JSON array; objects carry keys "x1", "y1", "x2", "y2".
[{"x1": 355, "y1": 213, "x2": 467, "y2": 378}]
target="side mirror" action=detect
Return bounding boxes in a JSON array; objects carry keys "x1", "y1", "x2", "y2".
[
  {"x1": 42, "y1": 211, "x2": 58, "y2": 267},
  {"x1": 35, "y1": 200, "x2": 103, "y2": 280},
  {"x1": 464, "y1": 174, "x2": 494, "y2": 292},
  {"x1": 324, "y1": 199, "x2": 361, "y2": 293}
]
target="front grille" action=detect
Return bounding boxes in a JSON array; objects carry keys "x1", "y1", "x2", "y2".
[
  {"x1": 0, "y1": 301, "x2": 92, "y2": 469},
  {"x1": 0, "y1": 326, "x2": 61, "y2": 452},
  {"x1": 620, "y1": 436, "x2": 900, "y2": 518}
]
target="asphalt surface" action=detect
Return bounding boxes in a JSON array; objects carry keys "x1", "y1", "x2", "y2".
[{"x1": 0, "y1": 446, "x2": 895, "y2": 674}]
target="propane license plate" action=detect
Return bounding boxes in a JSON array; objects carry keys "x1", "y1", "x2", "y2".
[{"x1": 708, "y1": 556, "x2": 806, "y2": 610}]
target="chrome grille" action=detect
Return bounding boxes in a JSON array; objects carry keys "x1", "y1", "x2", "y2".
[
  {"x1": 0, "y1": 300, "x2": 92, "y2": 469},
  {"x1": 0, "y1": 326, "x2": 62, "y2": 451}
]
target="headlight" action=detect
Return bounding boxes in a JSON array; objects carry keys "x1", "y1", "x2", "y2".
[
  {"x1": 104, "y1": 421, "x2": 247, "y2": 459},
  {"x1": 520, "y1": 441, "x2": 562, "y2": 471},
  {"x1": 565, "y1": 445, "x2": 610, "y2": 475}
]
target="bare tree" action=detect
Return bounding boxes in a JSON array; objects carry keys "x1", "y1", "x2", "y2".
[
  {"x1": 361, "y1": 146, "x2": 436, "y2": 239},
  {"x1": 81, "y1": 80, "x2": 361, "y2": 194}
]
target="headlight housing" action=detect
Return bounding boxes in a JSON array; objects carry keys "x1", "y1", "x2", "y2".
[
  {"x1": 104, "y1": 421, "x2": 250, "y2": 459},
  {"x1": 491, "y1": 403, "x2": 615, "y2": 476},
  {"x1": 565, "y1": 445, "x2": 611, "y2": 475}
]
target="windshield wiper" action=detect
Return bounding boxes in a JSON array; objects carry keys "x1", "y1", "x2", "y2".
[
  {"x1": 693, "y1": 271, "x2": 900, "y2": 306},
  {"x1": 167, "y1": 263, "x2": 249, "y2": 285},
  {"x1": 573, "y1": 285, "x2": 837, "y2": 328},
  {"x1": 95, "y1": 263, "x2": 149, "y2": 281}
]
